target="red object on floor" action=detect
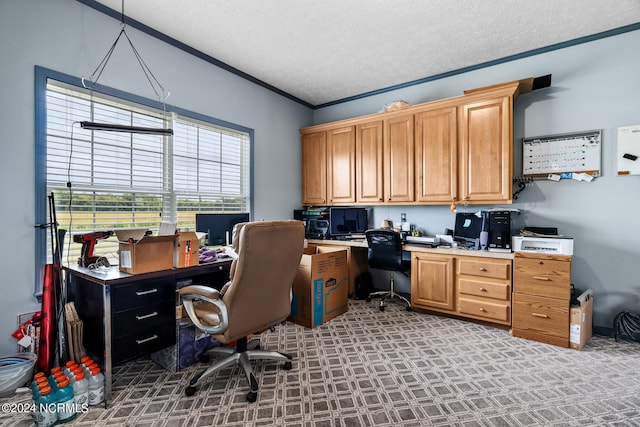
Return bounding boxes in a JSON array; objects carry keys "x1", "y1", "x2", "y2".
[{"x1": 37, "y1": 264, "x2": 56, "y2": 374}]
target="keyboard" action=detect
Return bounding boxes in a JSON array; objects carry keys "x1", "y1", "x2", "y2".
[{"x1": 405, "y1": 235, "x2": 440, "y2": 245}]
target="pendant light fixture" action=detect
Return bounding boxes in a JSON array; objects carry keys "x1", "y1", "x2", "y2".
[{"x1": 81, "y1": 0, "x2": 173, "y2": 135}]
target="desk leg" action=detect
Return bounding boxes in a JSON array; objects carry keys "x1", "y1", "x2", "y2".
[{"x1": 103, "y1": 285, "x2": 113, "y2": 404}]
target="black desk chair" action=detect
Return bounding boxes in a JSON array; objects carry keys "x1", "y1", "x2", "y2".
[{"x1": 365, "y1": 229, "x2": 411, "y2": 311}]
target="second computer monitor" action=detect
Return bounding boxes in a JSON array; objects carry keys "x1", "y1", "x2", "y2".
[
  {"x1": 329, "y1": 207, "x2": 368, "y2": 237},
  {"x1": 195, "y1": 213, "x2": 250, "y2": 246}
]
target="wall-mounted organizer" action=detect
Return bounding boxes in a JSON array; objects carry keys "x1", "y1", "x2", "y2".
[
  {"x1": 522, "y1": 130, "x2": 602, "y2": 178},
  {"x1": 617, "y1": 124, "x2": 640, "y2": 176}
]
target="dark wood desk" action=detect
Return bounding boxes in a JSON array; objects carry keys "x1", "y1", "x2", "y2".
[{"x1": 66, "y1": 259, "x2": 232, "y2": 402}]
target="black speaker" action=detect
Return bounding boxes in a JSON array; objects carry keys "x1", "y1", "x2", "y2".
[{"x1": 488, "y1": 211, "x2": 511, "y2": 250}]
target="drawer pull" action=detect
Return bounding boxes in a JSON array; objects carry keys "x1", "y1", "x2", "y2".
[
  {"x1": 479, "y1": 267, "x2": 487, "y2": 272},
  {"x1": 136, "y1": 311, "x2": 158, "y2": 321},
  {"x1": 533, "y1": 276, "x2": 551, "y2": 281},
  {"x1": 532, "y1": 313, "x2": 549, "y2": 319},
  {"x1": 135, "y1": 288, "x2": 158, "y2": 296},
  {"x1": 136, "y1": 334, "x2": 158, "y2": 345},
  {"x1": 479, "y1": 307, "x2": 486, "y2": 312},
  {"x1": 479, "y1": 287, "x2": 487, "y2": 292}
]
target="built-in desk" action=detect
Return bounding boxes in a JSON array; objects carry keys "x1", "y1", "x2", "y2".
[
  {"x1": 308, "y1": 238, "x2": 515, "y2": 326},
  {"x1": 65, "y1": 259, "x2": 232, "y2": 403}
]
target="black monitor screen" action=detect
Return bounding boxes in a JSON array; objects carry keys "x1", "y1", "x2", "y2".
[
  {"x1": 195, "y1": 213, "x2": 250, "y2": 246},
  {"x1": 329, "y1": 207, "x2": 368, "y2": 236},
  {"x1": 453, "y1": 212, "x2": 483, "y2": 245}
]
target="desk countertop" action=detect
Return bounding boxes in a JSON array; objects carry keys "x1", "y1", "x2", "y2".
[{"x1": 306, "y1": 239, "x2": 514, "y2": 259}]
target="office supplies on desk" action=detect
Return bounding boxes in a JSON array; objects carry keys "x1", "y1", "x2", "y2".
[{"x1": 405, "y1": 235, "x2": 440, "y2": 246}]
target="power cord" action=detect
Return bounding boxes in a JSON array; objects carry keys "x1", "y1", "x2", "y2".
[{"x1": 613, "y1": 311, "x2": 640, "y2": 343}]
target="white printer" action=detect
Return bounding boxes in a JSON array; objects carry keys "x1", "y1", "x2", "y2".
[{"x1": 512, "y1": 235, "x2": 573, "y2": 255}]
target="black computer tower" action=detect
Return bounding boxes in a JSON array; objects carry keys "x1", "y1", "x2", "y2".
[{"x1": 488, "y1": 211, "x2": 511, "y2": 250}]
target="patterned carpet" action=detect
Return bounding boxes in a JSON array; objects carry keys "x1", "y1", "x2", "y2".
[{"x1": 2, "y1": 299, "x2": 640, "y2": 426}]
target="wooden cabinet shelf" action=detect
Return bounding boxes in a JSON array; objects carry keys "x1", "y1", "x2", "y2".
[{"x1": 300, "y1": 79, "x2": 521, "y2": 207}]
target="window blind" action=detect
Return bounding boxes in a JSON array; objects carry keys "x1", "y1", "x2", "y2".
[{"x1": 45, "y1": 81, "x2": 250, "y2": 266}]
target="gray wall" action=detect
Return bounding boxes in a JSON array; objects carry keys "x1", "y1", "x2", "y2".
[
  {"x1": 315, "y1": 29, "x2": 640, "y2": 333},
  {"x1": 0, "y1": 0, "x2": 312, "y2": 355}
]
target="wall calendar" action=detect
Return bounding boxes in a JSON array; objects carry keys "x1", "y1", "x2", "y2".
[{"x1": 522, "y1": 130, "x2": 602, "y2": 177}]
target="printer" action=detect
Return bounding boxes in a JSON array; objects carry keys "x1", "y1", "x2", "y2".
[{"x1": 512, "y1": 235, "x2": 574, "y2": 255}]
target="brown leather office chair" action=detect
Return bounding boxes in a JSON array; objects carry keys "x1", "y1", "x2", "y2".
[
  {"x1": 365, "y1": 229, "x2": 412, "y2": 311},
  {"x1": 179, "y1": 220, "x2": 305, "y2": 402}
]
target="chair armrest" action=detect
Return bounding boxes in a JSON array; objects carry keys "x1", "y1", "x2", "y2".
[
  {"x1": 179, "y1": 284, "x2": 221, "y2": 300},
  {"x1": 179, "y1": 285, "x2": 228, "y2": 335}
]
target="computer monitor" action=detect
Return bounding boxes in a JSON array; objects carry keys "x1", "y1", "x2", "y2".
[
  {"x1": 453, "y1": 212, "x2": 483, "y2": 247},
  {"x1": 195, "y1": 213, "x2": 250, "y2": 246},
  {"x1": 329, "y1": 207, "x2": 368, "y2": 237}
]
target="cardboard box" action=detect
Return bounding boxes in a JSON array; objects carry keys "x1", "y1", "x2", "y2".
[
  {"x1": 289, "y1": 246, "x2": 349, "y2": 328},
  {"x1": 115, "y1": 229, "x2": 177, "y2": 274},
  {"x1": 570, "y1": 289, "x2": 593, "y2": 350},
  {"x1": 175, "y1": 231, "x2": 206, "y2": 268},
  {"x1": 151, "y1": 320, "x2": 219, "y2": 372}
]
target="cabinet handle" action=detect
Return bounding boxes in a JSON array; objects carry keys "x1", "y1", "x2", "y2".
[
  {"x1": 479, "y1": 267, "x2": 487, "y2": 272},
  {"x1": 532, "y1": 313, "x2": 549, "y2": 319},
  {"x1": 136, "y1": 311, "x2": 158, "y2": 321},
  {"x1": 539, "y1": 261, "x2": 544, "y2": 265},
  {"x1": 479, "y1": 307, "x2": 486, "y2": 312},
  {"x1": 136, "y1": 334, "x2": 158, "y2": 345},
  {"x1": 533, "y1": 276, "x2": 551, "y2": 281},
  {"x1": 135, "y1": 288, "x2": 158, "y2": 296},
  {"x1": 479, "y1": 287, "x2": 487, "y2": 292}
]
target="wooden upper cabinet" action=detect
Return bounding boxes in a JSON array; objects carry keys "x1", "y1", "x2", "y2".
[
  {"x1": 355, "y1": 120, "x2": 384, "y2": 203},
  {"x1": 326, "y1": 126, "x2": 356, "y2": 204},
  {"x1": 459, "y1": 95, "x2": 513, "y2": 204},
  {"x1": 301, "y1": 131, "x2": 327, "y2": 205},
  {"x1": 383, "y1": 115, "x2": 414, "y2": 203},
  {"x1": 414, "y1": 106, "x2": 458, "y2": 204}
]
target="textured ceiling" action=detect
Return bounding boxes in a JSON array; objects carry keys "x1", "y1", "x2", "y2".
[{"x1": 91, "y1": 0, "x2": 640, "y2": 107}]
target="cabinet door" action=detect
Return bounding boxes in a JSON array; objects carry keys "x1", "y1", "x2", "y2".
[
  {"x1": 356, "y1": 121, "x2": 384, "y2": 203},
  {"x1": 411, "y1": 253, "x2": 454, "y2": 311},
  {"x1": 415, "y1": 107, "x2": 457, "y2": 203},
  {"x1": 384, "y1": 115, "x2": 414, "y2": 203},
  {"x1": 327, "y1": 126, "x2": 356, "y2": 204},
  {"x1": 301, "y1": 131, "x2": 327, "y2": 205},
  {"x1": 459, "y1": 96, "x2": 512, "y2": 204}
]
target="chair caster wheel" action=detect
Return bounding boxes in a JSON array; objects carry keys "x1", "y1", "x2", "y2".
[
  {"x1": 406, "y1": 306, "x2": 412, "y2": 312},
  {"x1": 185, "y1": 386, "x2": 197, "y2": 396},
  {"x1": 199, "y1": 354, "x2": 210, "y2": 363},
  {"x1": 283, "y1": 361, "x2": 292, "y2": 370},
  {"x1": 379, "y1": 305, "x2": 385, "y2": 312},
  {"x1": 366, "y1": 296, "x2": 371, "y2": 302},
  {"x1": 246, "y1": 391, "x2": 257, "y2": 403}
]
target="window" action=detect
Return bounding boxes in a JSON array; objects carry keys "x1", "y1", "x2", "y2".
[{"x1": 35, "y1": 67, "x2": 252, "y2": 291}]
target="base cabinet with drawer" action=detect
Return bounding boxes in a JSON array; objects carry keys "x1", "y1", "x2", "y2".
[
  {"x1": 511, "y1": 252, "x2": 572, "y2": 347},
  {"x1": 410, "y1": 251, "x2": 512, "y2": 326}
]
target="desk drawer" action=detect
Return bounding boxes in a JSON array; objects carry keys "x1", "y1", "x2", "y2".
[
  {"x1": 458, "y1": 278, "x2": 509, "y2": 301},
  {"x1": 112, "y1": 321, "x2": 175, "y2": 365},
  {"x1": 514, "y1": 258, "x2": 570, "y2": 299},
  {"x1": 112, "y1": 299, "x2": 175, "y2": 338},
  {"x1": 457, "y1": 258, "x2": 510, "y2": 280},
  {"x1": 112, "y1": 278, "x2": 175, "y2": 311},
  {"x1": 458, "y1": 297, "x2": 510, "y2": 322},
  {"x1": 512, "y1": 293, "x2": 569, "y2": 347}
]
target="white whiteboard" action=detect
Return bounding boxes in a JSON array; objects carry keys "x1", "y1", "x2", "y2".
[
  {"x1": 522, "y1": 130, "x2": 601, "y2": 177},
  {"x1": 617, "y1": 124, "x2": 640, "y2": 176}
]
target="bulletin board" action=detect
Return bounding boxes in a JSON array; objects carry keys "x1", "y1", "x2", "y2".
[
  {"x1": 522, "y1": 130, "x2": 602, "y2": 177},
  {"x1": 616, "y1": 124, "x2": 640, "y2": 176}
]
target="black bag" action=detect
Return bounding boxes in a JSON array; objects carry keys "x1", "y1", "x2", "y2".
[{"x1": 355, "y1": 272, "x2": 373, "y2": 300}]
